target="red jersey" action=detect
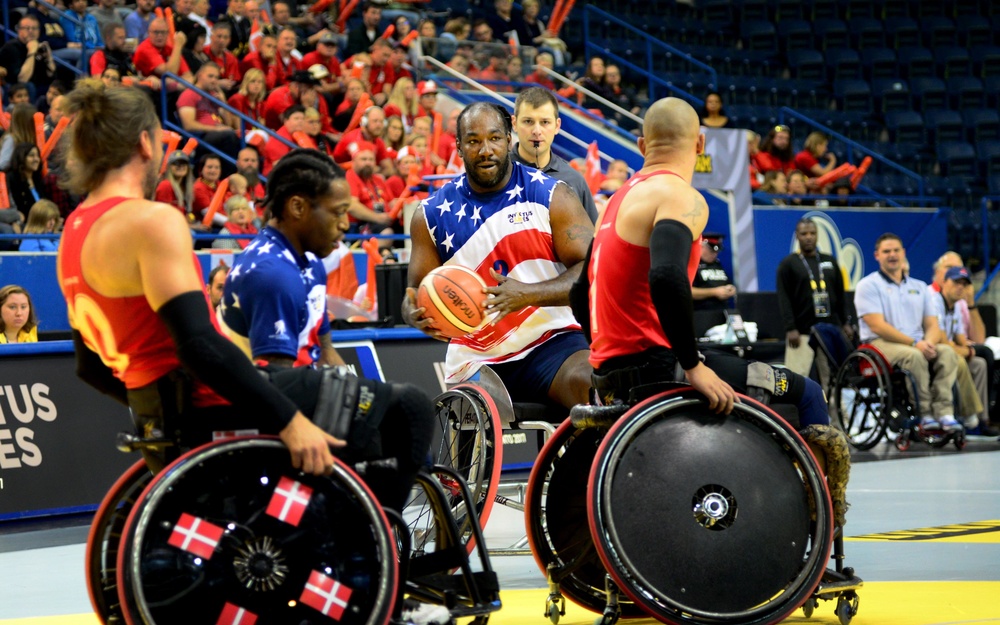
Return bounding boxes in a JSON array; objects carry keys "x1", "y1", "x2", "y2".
[
  {"x1": 262, "y1": 85, "x2": 333, "y2": 132},
  {"x1": 753, "y1": 151, "x2": 795, "y2": 174},
  {"x1": 133, "y1": 38, "x2": 190, "y2": 77},
  {"x1": 227, "y1": 92, "x2": 266, "y2": 126},
  {"x1": 332, "y1": 127, "x2": 390, "y2": 165},
  {"x1": 345, "y1": 168, "x2": 394, "y2": 215},
  {"x1": 588, "y1": 170, "x2": 702, "y2": 369},
  {"x1": 59, "y1": 197, "x2": 226, "y2": 407},
  {"x1": 793, "y1": 150, "x2": 820, "y2": 176},
  {"x1": 300, "y1": 51, "x2": 342, "y2": 84},
  {"x1": 262, "y1": 125, "x2": 295, "y2": 174},
  {"x1": 203, "y1": 45, "x2": 241, "y2": 82}
]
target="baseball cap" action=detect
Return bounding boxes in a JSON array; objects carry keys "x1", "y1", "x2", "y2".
[
  {"x1": 289, "y1": 70, "x2": 322, "y2": 86},
  {"x1": 417, "y1": 80, "x2": 438, "y2": 96},
  {"x1": 349, "y1": 140, "x2": 376, "y2": 157},
  {"x1": 168, "y1": 150, "x2": 190, "y2": 165},
  {"x1": 945, "y1": 266, "x2": 971, "y2": 283},
  {"x1": 395, "y1": 146, "x2": 412, "y2": 162},
  {"x1": 317, "y1": 32, "x2": 338, "y2": 46},
  {"x1": 307, "y1": 63, "x2": 330, "y2": 80},
  {"x1": 703, "y1": 232, "x2": 724, "y2": 252}
]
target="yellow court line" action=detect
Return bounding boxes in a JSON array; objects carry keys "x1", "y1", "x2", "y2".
[
  {"x1": 849, "y1": 520, "x2": 1000, "y2": 543},
  {"x1": 7, "y1": 583, "x2": 1000, "y2": 625}
]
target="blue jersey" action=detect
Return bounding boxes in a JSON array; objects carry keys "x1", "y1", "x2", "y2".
[{"x1": 219, "y1": 226, "x2": 330, "y2": 366}]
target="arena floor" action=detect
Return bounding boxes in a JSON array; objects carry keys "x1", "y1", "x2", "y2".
[{"x1": 1, "y1": 437, "x2": 998, "y2": 625}]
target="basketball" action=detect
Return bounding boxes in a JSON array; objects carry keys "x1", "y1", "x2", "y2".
[{"x1": 416, "y1": 265, "x2": 489, "y2": 339}]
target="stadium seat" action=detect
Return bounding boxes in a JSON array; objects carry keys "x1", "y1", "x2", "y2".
[
  {"x1": 962, "y1": 109, "x2": 1000, "y2": 142},
  {"x1": 909, "y1": 76, "x2": 948, "y2": 112},
  {"x1": 884, "y1": 110, "x2": 925, "y2": 143},
  {"x1": 879, "y1": 0, "x2": 911, "y2": 19},
  {"x1": 984, "y1": 76, "x2": 1000, "y2": 108},
  {"x1": 988, "y1": 174, "x2": 1000, "y2": 195},
  {"x1": 833, "y1": 78, "x2": 872, "y2": 112},
  {"x1": 861, "y1": 47, "x2": 898, "y2": 80},
  {"x1": 847, "y1": 17, "x2": 885, "y2": 49},
  {"x1": 786, "y1": 49, "x2": 826, "y2": 81},
  {"x1": 870, "y1": 78, "x2": 911, "y2": 113},
  {"x1": 809, "y1": 0, "x2": 841, "y2": 21},
  {"x1": 843, "y1": 0, "x2": 876, "y2": 19},
  {"x1": 935, "y1": 47, "x2": 972, "y2": 78},
  {"x1": 826, "y1": 48, "x2": 862, "y2": 81},
  {"x1": 812, "y1": 18, "x2": 850, "y2": 50},
  {"x1": 946, "y1": 76, "x2": 985, "y2": 109},
  {"x1": 738, "y1": 0, "x2": 771, "y2": 21},
  {"x1": 896, "y1": 46, "x2": 936, "y2": 79},
  {"x1": 976, "y1": 141, "x2": 1000, "y2": 178},
  {"x1": 937, "y1": 141, "x2": 978, "y2": 178},
  {"x1": 700, "y1": 0, "x2": 734, "y2": 24},
  {"x1": 956, "y1": 15, "x2": 993, "y2": 47},
  {"x1": 971, "y1": 46, "x2": 1000, "y2": 78},
  {"x1": 925, "y1": 109, "x2": 965, "y2": 144},
  {"x1": 884, "y1": 16, "x2": 921, "y2": 48},
  {"x1": 739, "y1": 20, "x2": 778, "y2": 53},
  {"x1": 920, "y1": 16, "x2": 956, "y2": 48},
  {"x1": 777, "y1": 19, "x2": 813, "y2": 52},
  {"x1": 774, "y1": 0, "x2": 805, "y2": 22}
]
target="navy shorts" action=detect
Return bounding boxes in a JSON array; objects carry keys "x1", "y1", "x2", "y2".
[{"x1": 486, "y1": 331, "x2": 589, "y2": 404}]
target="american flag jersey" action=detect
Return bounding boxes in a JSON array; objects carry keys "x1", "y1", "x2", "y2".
[{"x1": 421, "y1": 161, "x2": 581, "y2": 382}]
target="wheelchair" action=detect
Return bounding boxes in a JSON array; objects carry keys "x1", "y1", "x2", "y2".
[
  {"x1": 87, "y1": 430, "x2": 502, "y2": 625},
  {"x1": 831, "y1": 343, "x2": 967, "y2": 452}
]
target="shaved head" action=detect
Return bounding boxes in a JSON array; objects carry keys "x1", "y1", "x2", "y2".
[{"x1": 641, "y1": 97, "x2": 701, "y2": 152}]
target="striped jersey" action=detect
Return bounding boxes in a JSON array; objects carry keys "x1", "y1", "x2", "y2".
[{"x1": 421, "y1": 161, "x2": 580, "y2": 382}]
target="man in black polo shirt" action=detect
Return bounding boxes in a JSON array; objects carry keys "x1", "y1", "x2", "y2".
[{"x1": 510, "y1": 86, "x2": 598, "y2": 222}]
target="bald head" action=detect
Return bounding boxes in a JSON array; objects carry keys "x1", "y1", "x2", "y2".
[{"x1": 641, "y1": 97, "x2": 701, "y2": 152}]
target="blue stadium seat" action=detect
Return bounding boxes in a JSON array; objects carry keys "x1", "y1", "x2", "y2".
[
  {"x1": 774, "y1": 0, "x2": 805, "y2": 21},
  {"x1": 976, "y1": 141, "x2": 1000, "y2": 178},
  {"x1": 984, "y1": 76, "x2": 1000, "y2": 108},
  {"x1": 740, "y1": 20, "x2": 778, "y2": 52},
  {"x1": 809, "y1": 0, "x2": 841, "y2": 20},
  {"x1": 884, "y1": 16, "x2": 921, "y2": 48},
  {"x1": 970, "y1": 46, "x2": 1000, "y2": 78},
  {"x1": 825, "y1": 48, "x2": 862, "y2": 81},
  {"x1": 988, "y1": 174, "x2": 1000, "y2": 195},
  {"x1": 843, "y1": 0, "x2": 876, "y2": 19},
  {"x1": 886, "y1": 142, "x2": 933, "y2": 176},
  {"x1": 896, "y1": 46, "x2": 936, "y2": 79},
  {"x1": 884, "y1": 110, "x2": 926, "y2": 143},
  {"x1": 909, "y1": 76, "x2": 948, "y2": 112},
  {"x1": 937, "y1": 141, "x2": 978, "y2": 178},
  {"x1": 812, "y1": 18, "x2": 850, "y2": 50},
  {"x1": 786, "y1": 49, "x2": 826, "y2": 81},
  {"x1": 870, "y1": 78, "x2": 911, "y2": 112},
  {"x1": 947, "y1": 76, "x2": 985, "y2": 109},
  {"x1": 925, "y1": 110, "x2": 965, "y2": 144},
  {"x1": 962, "y1": 109, "x2": 1000, "y2": 142},
  {"x1": 833, "y1": 78, "x2": 872, "y2": 111},
  {"x1": 935, "y1": 47, "x2": 972, "y2": 78},
  {"x1": 777, "y1": 19, "x2": 813, "y2": 51},
  {"x1": 879, "y1": 0, "x2": 911, "y2": 19},
  {"x1": 956, "y1": 15, "x2": 993, "y2": 47},
  {"x1": 738, "y1": 0, "x2": 771, "y2": 21},
  {"x1": 700, "y1": 0, "x2": 734, "y2": 24},
  {"x1": 847, "y1": 17, "x2": 885, "y2": 49},
  {"x1": 920, "y1": 16, "x2": 956, "y2": 48},
  {"x1": 861, "y1": 47, "x2": 898, "y2": 80}
]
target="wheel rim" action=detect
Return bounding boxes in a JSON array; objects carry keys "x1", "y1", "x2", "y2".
[{"x1": 834, "y1": 352, "x2": 890, "y2": 450}]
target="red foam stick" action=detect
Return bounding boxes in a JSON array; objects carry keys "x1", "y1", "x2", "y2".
[
  {"x1": 160, "y1": 132, "x2": 182, "y2": 175},
  {"x1": 345, "y1": 92, "x2": 373, "y2": 132},
  {"x1": 381, "y1": 24, "x2": 395, "y2": 39},
  {"x1": 850, "y1": 156, "x2": 873, "y2": 190},
  {"x1": 164, "y1": 7, "x2": 175, "y2": 46},
  {"x1": 292, "y1": 130, "x2": 315, "y2": 148},
  {"x1": 0, "y1": 173, "x2": 9, "y2": 209},
  {"x1": 181, "y1": 137, "x2": 199, "y2": 155},
  {"x1": 550, "y1": 0, "x2": 577, "y2": 36},
  {"x1": 202, "y1": 178, "x2": 230, "y2": 227},
  {"x1": 813, "y1": 163, "x2": 856, "y2": 189},
  {"x1": 336, "y1": 0, "x2": 359, "y2": 33},
  {"x1": 400, "y1": 30, "x2": 419, "y2": 47},
  {"x1": 33, "y1": 113, "x2": 47, "y2": 175},
  {"x1": 310, "y1": 0, "x2": 335, "y2": 12},
  {"x1": 41, "y1": 116, "x2": 70, "y2": 162},
  {"x1": 431, "y1": 111, "x2": 442, "y2": 156},
  {"x1": 361, "y1": 237, "x2": 383, "y2": 311}
]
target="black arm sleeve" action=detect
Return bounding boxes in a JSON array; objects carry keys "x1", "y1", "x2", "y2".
[
  {"x1": 157, "y1": 291, "x2": 299, "y2": 428},
  {"x1": 73, "y1": 330, "x2": 129, "y2": 406},
  {"x1": 649, "y1": 219, "x2": 701, "y2": 370},
  {"x1": 568, "y1": 239, "x2": 593, "y2": 342}
]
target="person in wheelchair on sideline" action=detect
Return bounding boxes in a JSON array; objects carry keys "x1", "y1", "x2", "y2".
[
  {"x1": 854, "y1": 234, "x2": 963, "y2": 433},
  {"x1": 569, "y1": 97, "x2": 851, "y2": 527}
]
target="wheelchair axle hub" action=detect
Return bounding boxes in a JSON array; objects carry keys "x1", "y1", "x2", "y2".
[
  {"x1": 233, "y1": 536, "x2": 289, "y2": 592},
  {"x1": 692, "y1": 485, "x2": 737, "y2": 530}
]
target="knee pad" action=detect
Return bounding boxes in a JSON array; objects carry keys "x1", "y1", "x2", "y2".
[
  {"x1": 800, "y1": 424, "x2": 851, "y2": 527},
  {"x1": 389, "y1": 382, "x2": 435, "y2": 468}
]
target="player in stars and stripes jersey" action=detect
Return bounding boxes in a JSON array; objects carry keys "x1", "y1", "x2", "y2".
[{"x1": 403, "y1": 102, "x2": 595, "y2": 409}]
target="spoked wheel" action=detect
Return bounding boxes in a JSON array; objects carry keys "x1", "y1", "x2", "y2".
[
  {"x1": 525, "y1": 419, "x2": 645, "y2": 619},
  {"x1": 404, "y1": 385, "x2": 502, "y2": 558},
  {"x1": 833, "y1": 350, "x2": 891, "y2": 450},
  {"x1": 589, "y1": 389, "x2": 834, "y2": 625},
  {"x1": 86, "y1": 460, "x2": 155, "y2": 624},
  {"x1": 117, "y1": 437, "x2": 397, "y2": 625}
]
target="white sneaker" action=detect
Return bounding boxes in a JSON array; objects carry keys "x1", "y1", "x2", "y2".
[
  {"x1": 920, "y1": 416, "x2": 941, "y2": 430},
  {"x1": 397, "y1": 599, "x2": 453, "y2": 625},
  {"x1": 938, "y1": 415, "x2": 964, "y2": 432},
  {"x1": 961, "y1": 414, "x2": 979, "y2": 430}
]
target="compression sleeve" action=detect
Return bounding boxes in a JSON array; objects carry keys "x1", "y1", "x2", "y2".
[
  {"x1": 73, "y1": 330, "x2": 129, "y2": 406},
  {"x1": 648, "y1": 219, "x2": 700, "y2": 370},
  {"x1": 157, "y1": 291, "x2": 299, "y2": 428},
  {"x1": 568, "y1": 240, "x2": 593, "y2": 342}
]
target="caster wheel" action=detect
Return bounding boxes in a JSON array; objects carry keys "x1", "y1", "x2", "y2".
[
  {"x1": 548, "y1": 603, "x2": 561, "y2": 624},
  {"x1": 837, "y1": 592, "x2": 859, "y2": 625},
  {"x1": 595, "y1": 614, "x2": 618, "y2": 625},
  {"x1": 894, "y1": 431, "x2": 910, "y2": 451},
  {"x1": 802, "y1": 597, "x2": 818, "y2": 618},
  {"x1": 954, "y1": 433, "x2": 966, "y2": 450},
  {"x1": 843, "y1": 567, "x2": 855, "y2": 578}
]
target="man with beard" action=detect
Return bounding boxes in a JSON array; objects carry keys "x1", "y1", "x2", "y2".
[
  {"x1": 236, "y1": 146, "x2": 267, "y2": 211},
  {"x1": 333, "y1": 105, "x2": 396, "y2": 176},
  {"x1": 55, "y1": 81, "x2": 436, "y2": 540},
  {"x1": 402, "y1": 102, "x2": 594, "y2": 409},
  {"x1": 344, "y1": 141, "x2": 397, "y2": 239}
]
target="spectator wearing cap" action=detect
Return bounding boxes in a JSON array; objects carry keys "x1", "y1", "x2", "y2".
[
  {"x1": 385, "y1": 146, "x2": 416, "y2": 197},
  {"x1": 388, "y1": 43, "x2": 413, "y2": 82},
  {"x1": 177, "y1": 62, "x2": 241, "y2": 174},
  {"x1": 345, "y1": 2, "x2": 383, "y2": 57},
  {"x1": 203, "y1": 22, "x2": 241, "y2": 92},
  {"x1": 155, "y1": 150, "x2": 201, "y2": 229},
  {"x1": 261, "y1": 104, "x2": 306, "y2": 175},
  {"x1": 301, "y1": 32, "x2": 344, "y2": 98},
  {"x1": 262, "y1": 69, "x2": 332, "y2": 133},
  {"x1": 238, "y1": 31, "x2": 277, "y2": 86},
  {"x1": 133, "y1": 17, "x2": 194, "y2": 87},
  {"x1": 415, "y1": 80, "x2": 438, "y2": 117},
  {"x1": 345, "y1": 141, "x2": 397, "y2": 237},
  {"x1": 692, "y1": 233, "x2": 736, "y2": 312},
  {"x1": 333, "y1": 105, "x2": 395, "y2": 176}
]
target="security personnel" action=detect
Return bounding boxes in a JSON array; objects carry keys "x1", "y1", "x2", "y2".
[{"x1": 692, "y1": 233, "x2": 735, "y2": 311}]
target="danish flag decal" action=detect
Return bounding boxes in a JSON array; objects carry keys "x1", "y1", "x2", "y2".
[
  {"x1": 216, "y1": 602, "x2": 258, "y2": 625},
  {"x1": 300, "y1": 570, "x2": 353, "y2": 620},
  {"x1": 167, "y1": 513, "x2": 225, "y2": 560},
  {"x1": 266, "y1": 476, "x2": 314, "y2": 527}
]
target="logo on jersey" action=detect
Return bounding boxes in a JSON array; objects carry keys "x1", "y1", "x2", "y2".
[{"x1": 271, "y1": 320, "x2": 289, "y2": 340}]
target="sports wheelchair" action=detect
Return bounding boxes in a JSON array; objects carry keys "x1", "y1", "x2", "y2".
[
  {"x1": 86, "y1": 430, "x2": 502, "y2": 625},
  {"x1": 831, "y1": 343, "x2": 967, "y2": 452},
  {"x1": 426, "y1": 373, "x2": 862, "y2": 625}
]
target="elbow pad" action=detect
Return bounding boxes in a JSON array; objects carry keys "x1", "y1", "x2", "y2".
[
  {"x1": 649, "y1": 219, "x2": 700, "y2": 370},
  {"x1": 157, "y1": 291, "x2": 299, "y2": 428},
  {"x1": 568, "y1": 240, "x2": 593, "y2": 343}
]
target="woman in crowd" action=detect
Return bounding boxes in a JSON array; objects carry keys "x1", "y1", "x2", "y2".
[
  {"x1": 0, "y1": 285, "x2": 38, "y2": 344},
  {"x1": 577, "y1": 55, "x2": 610, "y2": 108},
  {"x1": 228, "y1": 68, "x2": 268, "y2": 127},
  {"x1": 0, "y1": 104, "x2": 38, "y2": 171},
  {"x1": 700, "y1": 91, "x2": 731, "y2": 128},
  {"x1": 383, "y1": 77, "x2": 419, "y2": 129},
  {"x1": 303, "y1": 107, "x2": 335, "y2": 157},
  {"x1": 794, "y1": 131, "x2": 838, "y2": 180},
  {"x1": 182, "y1": 24, "x2": 210, "y2": 75},
  {"x1": 384, "y1": 115, "x2": 407, "y2": 155},
  {"x1": 193, "y1": 154, "x2": 225, "y2": 226},
  {"x1": 519, "y1": 0, "x2": 567, "y2": 65},
  {"x1": 155, "y1": 150, "x2": 196, "y2": 219},
  {"x1": 786, "y1": 169, "x2": 814, "y2": 207},
  {"x1": 5, "y1": 143, "x2": 49, "y2": 220},
  {"x1": 759, "y1": 170, "x2": 789, "y2": 206},
  {"x1": 17, "y1": 200, "x2": 60, "y2": 252},
  {"x1": 755, "y1": 124, "x2": 795, "y2": 174},
  {"x1": 211, "y1": 196, "x2": 258, "y2": 250}
]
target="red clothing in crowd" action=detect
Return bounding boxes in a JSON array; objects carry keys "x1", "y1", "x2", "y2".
[
  {"x1": 155, "y1": 179, "x2": 188, "y2": 215},
  {"x1": 267, "y1": 53, "x2": 300, "y2": 89},
  {"x1": 221, "y1": 221, "x2": 258, "y2": 249},
  {"x1": 239, "y1": 51, "x2": 275, "y2": 82},
  {"x1": 753, "y1": 151, "x2": 795, "y2": 175},
  {"x1": 133, "y1": 38, "x2": 191, "y2": 77},
  {"x1": 332, "y1": 127, "x2": 391, "y2": 165},
  {"x1": 262, "y1": 84, "x2": 333, "y2": 132},
  {"x1": 346, "y1": 167, "x2": 395, "y2": 215},
  {"x1": 193, "y1": 178, "x2": 220, "y2": 218},
  {"x1": 793, "y1": 150, "x2": 821, "y2": 176},
  {"x1": 262, "y1": 125, "x2": 295, "y2": 174},
  {"x1": 227, "y1": 92, "x2": 266, "y2": 126},
  {"x1": 204, "y1": 45, "x2": 242, "y2": 82},
  {"x1": 367, "y1": 61, "x2": 396, "y2": 98},
  {"x1": 300, "y1": 51, "x2": 342, "y2": 83},
  {"x1": 177, "y1": 89, "x2": 227, "y2": 127},
  {"x1": 525, "y1": 71, "x2": 555, "y2": 90}
]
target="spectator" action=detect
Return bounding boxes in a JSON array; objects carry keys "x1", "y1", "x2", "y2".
[
  {"x1": 384, "y1": 78, "x2": 418, "y2": 129},
  {"x1": 525, "y1": 52, "x2": 556, "y2": 90},
  {"x1": 4, "y1": 83, "x2": 32, "y2": 113},
  {"x1": 101, "y1": 66, "x2": 122, "y2": 87},
  {"x1": 470, "y1": 19, "x2": 501, "y2": 44},
  {"x1": 577, "y1": 55, "x2": 610, "y2": 109},
  {"x1": 795, "y1": 131, "x2": 838, "y2": 182},
  {"x1": 262, "y1": 69, "x2": 327, "y2": 130},
  {"x1": 155, "y1": 150, "x2": 197, "y2": 222},
  {"x1": 34, "y1": 80, "x2": 66, "y2": 117},
  {"x1": 384, "y1": 114, "x2": 406, "y2": 154},
  {"x1": 235, "y1": 146, "x2": 266, "y2": 214},
  {"x1": 88, "y1": 0, "x2": 124, "y2": 36},
  {"x1": 776, "y1": 217, "x2": 853, "y2": 390},
  {"x1": 25, "y1": 1, "x2": 68, "y2": 61},
  {"x1": 442, "y1": 17, "x2": 471, "y2": 43},
  {"x1": 345, "y1": 141, "x2": 397, "y2": 238},
  {"x1": 193, "y1": 153, "x2": 226, "y2": 226},
  {"x1": 216, "y1": 0, "x2": 252, "y2": 57},
  {"x1": 268, "y1": 26, "x2": 301, "y2": 89},
  {"x1": 415, "y1": 79, "x2": 439, "y2": 117},
  {"x1": 598, "y1": 159, "x2": 630, "y2": 194},
  {"x1": 211, "y1": 195, "x2": 258, "y2": 249},
  {"x1": 385, "y1": 145, "x2": 415, "y2": 196},
  {"x1": 181, "y1": 23, "x2": 211, "y2": 75},
  {"x1": 0, "y1": 104, "x2": 38, "y2": 170},
  {"x1": 228, "y1": 67, "x2": 267, "y2": 125},
  {"x1": 238, "y1": 30, "x2": 277, "y2": 82},
  {"x1": 203, "y1": 21, "x2": 240, "y2": 92},
  {"x1": 505, "y1": 55, "x2": 524, "y2": 85},
  {"x1": 518, "y1": 0, "x2": 566, "y2": 65},
  {"x1": 124, "y1": 0, "x2": 157, "y2": 44},
  {"x1": 261, "y1": 104, "x2": 305, "y2": 174},
  {"x1": 602, "y1": 64, "x2": 641, "y2": 131},
  {"x1": 177, "y1": 62, "x2": 242, "y2": 170},
  {"x1": 700, "y1": 91, "x2": 731, "y2": 128},
  {"x1": 759, "y1": 170, "x2": 788, "y2": 204},
  {"x1": 828, "y1": 177, "x2": 854, "y2": 207},
  {"x1": 0, "y1": 15, "x2": 56, "y2": 97},
  {"x1": 0, "y1": 285, "x2": 38, "y2": 344},
  {"x1": 692, "y1": 233, "x2": 736, "y2": 312},
  {"x1": 754, "y1": 124, "x2": 795, "y2": 174},
  {"x1": 346, "y1": 2, "x2": 382, "y2": 57},
  {"x1": 934, "y1": 266, "x2": 989, "y2": 431},
  {"x1": 488, "y1": 0, "x2": 524, "y2": 40},
  {"x1": 61, "y1": 0, "x2": 105, "y2": 68},
  {"x1": 171, "y1": 0, "x2": 199, "y2": 40},
  {"x1": 18, "y1": 199, "x2": 61, "y2": 252},
  {"x1": 90, "y1": 23, "x2": 139, "y2": 79},
  {"x1": 786, "y1": 169, "x2": 813, "y2": 206},
  {"x1": 332, "y1": 77, "x2": 366, "y2": 131},
  {"x1": 207, "y1": 263, "x2": 229, "y2": 310},
  {"x1": 334, "y1": 105, "x2": 395, "y2": 175},
  {"x1": 300, "y1": 32, "x2": 343, "y2": 100},
  {"x1": 5, "y1": 143, "x2": 50, "y2": 220},
  {"x1": 854, "y1": 233, "x2": 963, "y2": 432},
  {"x1": 133, "y1": 18, "x2": 194, "y2": 86},
  {"x1": 476, "y1": 49, "x2": 509, "y2": 84},
  {"x1": 388, "y1": 41, "x2": 413, "y2": 83},
  {"x1": 302, "y1": 106, "x2": 335, "y2": 156},
  {"x1": 747, "y1": 130, "x2": 763, "y2": 190},
  {"x1": 415, "y1": 18, "x2": 438, "y2": 60},
  {"x1": 189, "y1": 0, "x2": 215, "y2": 40}
]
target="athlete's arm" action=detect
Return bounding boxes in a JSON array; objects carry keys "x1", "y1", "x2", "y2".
[
  {"x1": 72, "y1": 330, "x2": 129, "y2": 406},
  {"x1": 318, "y1": 332, "x2": 346, "y2": 366},
  {"x1": 402, "y1": 206, "x2": 448, "y2": 340}
]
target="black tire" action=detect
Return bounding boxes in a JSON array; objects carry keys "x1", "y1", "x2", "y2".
[{"x1": 833, "y1": 350, "x2": 891, "y2": 450}]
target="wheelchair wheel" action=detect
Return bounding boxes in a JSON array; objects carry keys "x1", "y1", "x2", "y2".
[
  {"x1": 405, "y1": 385, "x2": 502, "y2": 557},
  {"x1": 87, "y1": 459, "x2": 155, "y2": 623},
  {"x1": 524, "y1": 419, "x2": 645, "y2": 618},
  {"x1": 116, "y1": 437, "x2": 397, "y2": 625},
  {"x1": 589, "y1": 389, "x2": 833, "y2": 625},
  {"x1": 833, "y1": 350, "x2": 891, "y2": 450}
]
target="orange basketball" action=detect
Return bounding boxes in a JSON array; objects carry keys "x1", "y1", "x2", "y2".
[{"x1": 416, "y1": 265, "x2": 489, "y2": 339}]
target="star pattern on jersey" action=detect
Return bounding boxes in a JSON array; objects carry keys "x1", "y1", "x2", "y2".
[
  {"x1": 282, "y1": 250, "x2": 296, "y2": 265},
  {"x1": 428, "y1": 224, "x2": 437, "y2": 243},
  {"x1": 454, "y1": 176, "x2": 465, "y2": 189},
  {"x1": 245, "y1": 240, "x2": 260, "y2": 252},
  {"x1": 437, "y1": 198, "x2": 453, "y2": 215},
  {"x1": 230, "y1": 264, "x2": 242, "y2": 279},
  {"x1": 257, "y1": 241, "x2": 275, "y2": 255},
  {"x1": 471, "y1": 205, "x2": 482, "y2": 223},
  {"x1": 441, "y1": 231, "x2": 455, "y2": 252},
  {"x1": 506, "y1": 183, "x2": 524, "y2": 201},
  {"x1": 303, "y1": 268, "x2": 315, "y2": 283},
  {"x1": 455, "y1": 203, "x2": 467, "y2": 222},
  {"x1": 529, "y1": 169, "x2": 547, "y2": 184}
]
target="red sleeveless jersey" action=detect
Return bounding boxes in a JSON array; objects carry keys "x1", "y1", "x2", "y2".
[
  {"x1": 588, "y1": 170, "x2": 702, "y2": 369},
  {"x1": 60, "y1": 197, "x2": 227, "y2": 407}
]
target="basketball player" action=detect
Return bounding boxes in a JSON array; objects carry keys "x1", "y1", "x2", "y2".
[
  {"x1": 402, "y1": 102, "x2": 594, "y2": 409},
  {"x1": 574, "y1": 97, "x2": 851, "y2": 526},
  {"x1": 56, "y1": 81, "x2": 434, "y2": 516}
]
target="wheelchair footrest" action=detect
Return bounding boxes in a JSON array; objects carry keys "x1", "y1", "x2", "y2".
[
  {"x1": 569, "y1": 404, "x2": 630, "y2": 429},
  {"x1": 815, "y1": 569, "x2": 864, "y2": 597}
]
